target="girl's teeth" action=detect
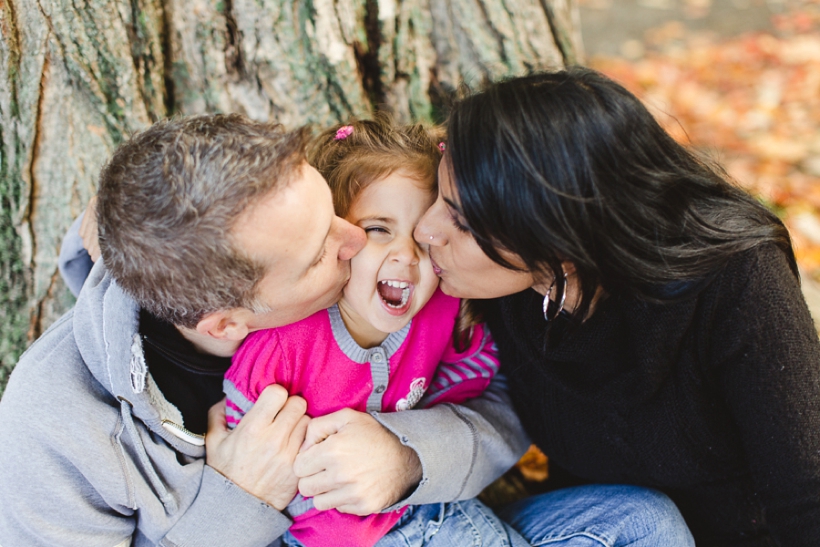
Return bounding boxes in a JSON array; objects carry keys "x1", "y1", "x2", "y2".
[{"x1": 381, "y1": 280, "x2": 409, "y2": 289}]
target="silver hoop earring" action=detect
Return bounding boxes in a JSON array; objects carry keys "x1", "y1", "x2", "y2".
[{"x1": 542, "y1": 273, "x2": 568, "y2": 322}]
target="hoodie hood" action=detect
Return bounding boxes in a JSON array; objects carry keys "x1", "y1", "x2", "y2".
[{"x1": 73, "y1": 260, "x2": 206, "y2": 456}]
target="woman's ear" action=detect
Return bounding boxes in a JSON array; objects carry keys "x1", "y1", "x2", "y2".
[{"x1": 195, "y1": 310, "x2": 251, "y2": 342}]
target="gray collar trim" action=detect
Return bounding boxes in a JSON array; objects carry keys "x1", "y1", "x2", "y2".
[{"x1": 327, "y1": 304, "x2": 410, "y2": 362}]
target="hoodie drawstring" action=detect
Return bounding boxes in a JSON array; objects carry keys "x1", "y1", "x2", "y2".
[{"x1": 119, "y1": 397, "x2": 179, "y2": 514}]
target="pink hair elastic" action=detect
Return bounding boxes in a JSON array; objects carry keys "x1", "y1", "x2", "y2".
[
  {"x1": 438, "y1": 142, "x2": 446, "y2": 152},
  {"x1": 335, "y1": 125, "x2": 354, "y2": 140}
]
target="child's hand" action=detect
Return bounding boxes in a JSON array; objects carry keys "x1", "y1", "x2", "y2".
[{"x1": 79, "y1": 196, "x2": 101, "y2": 262}]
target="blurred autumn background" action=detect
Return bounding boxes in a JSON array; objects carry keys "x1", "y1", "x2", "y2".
[
  {"x1": 488, "y1": 0, "x2": 820, "y2": 505},
  {"x1": 585, "y1": 0, "x2": 820, "y2": 323}
]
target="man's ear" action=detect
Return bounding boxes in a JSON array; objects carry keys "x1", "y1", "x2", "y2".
[{"x1": 195, "y1": 309, "x2": 251, "y2": 342}]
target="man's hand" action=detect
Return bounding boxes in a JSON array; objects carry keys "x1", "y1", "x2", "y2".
[
  {"x1": 206, "y1": 385, "x2": 310, "y2": 511},
  {"x1": 79, "y1": 196, "x2": 101, "y2": 262},
  {"x1": 293, "y1": 408, "x2": 422, "y2": 515}
]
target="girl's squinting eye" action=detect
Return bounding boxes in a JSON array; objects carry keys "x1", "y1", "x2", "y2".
[{"x1": 365, "y1": 226, "x2": 390, "y2": 235}]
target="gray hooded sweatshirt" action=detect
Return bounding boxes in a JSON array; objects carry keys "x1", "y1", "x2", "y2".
[{"x1": 0, "y1": 222, "x2": 528, "y2": 547}]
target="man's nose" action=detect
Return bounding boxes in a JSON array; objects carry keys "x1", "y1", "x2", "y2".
[{"x1": 336, "y1": 217, "x2": 366, "y2": 261}]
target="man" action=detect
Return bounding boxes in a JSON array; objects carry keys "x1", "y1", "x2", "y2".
[{"x1": 0, "y1": 114, "x2": 527, "y2": 546}]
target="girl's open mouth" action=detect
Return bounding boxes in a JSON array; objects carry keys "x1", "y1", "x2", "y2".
[{"x1": 377, "y1": 280, "x2": 414, "y2": 315}]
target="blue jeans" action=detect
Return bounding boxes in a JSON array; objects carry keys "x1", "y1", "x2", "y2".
[
  {"x1": 281, "y1": 498, "x2": 528, "y2": 547},
  {"x1": 376, "y1": 498, "x2": 530, "y2": 547},
  {"x1": 498, "y1": 485, "x2": 695, "y2": 547},
  {"x1": 282, "y1": 486, "x2": 693, "y2": 547}
]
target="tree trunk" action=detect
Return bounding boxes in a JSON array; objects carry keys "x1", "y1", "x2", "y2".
[{"x1": 0, "y1": 0, "x2": 581, "y2": 394}]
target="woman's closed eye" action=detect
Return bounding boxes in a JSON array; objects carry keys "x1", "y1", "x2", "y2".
[
  {"x1": 443, "y1": 197, "x2": 471, "y2": 234},
  {"x1": 448, "y1": 210, "x2": 470, "y2": 234}
]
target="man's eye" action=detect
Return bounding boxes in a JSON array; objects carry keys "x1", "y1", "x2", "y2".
[{"x1": 311, "y1": 248, "x2": 327, "y2": 267}]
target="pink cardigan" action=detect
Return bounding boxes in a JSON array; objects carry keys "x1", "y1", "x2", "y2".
[{"x1": 224, "y1": 288, "x2": 499, "y2": 547}]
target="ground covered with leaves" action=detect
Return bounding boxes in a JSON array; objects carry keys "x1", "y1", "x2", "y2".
[{"x1": 588, "y1": 0, "x2": 820, "y2": 279}]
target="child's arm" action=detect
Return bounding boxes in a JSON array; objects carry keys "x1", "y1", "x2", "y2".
[
  {"x1": 420, "y1": 324, "x2": 499, "y2": 408},
  {"x1": 223, "y1": 379, "x2": 255, "y2": 429},
  {"x1": 223, "y1": 329, "x2": 289, "y2": 429}
]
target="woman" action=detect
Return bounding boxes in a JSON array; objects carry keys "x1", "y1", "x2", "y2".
[{"x1": 415, "y1": 67, "x2": 820, "y2": 546}]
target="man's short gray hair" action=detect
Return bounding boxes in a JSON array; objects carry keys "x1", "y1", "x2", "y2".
[{"x1": 97, "y1": 114, "x2": 309, "y2": 327}]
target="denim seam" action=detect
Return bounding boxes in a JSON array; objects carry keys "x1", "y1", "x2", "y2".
[
  {"x1": 452, "y1": 501, "x2": 483, "y2": 547},
  {"x1": 534, "y1": 532, "x2": 611, "y2": 546},
  {"x1": 464, "y1": 500, "x2": 512, "y2": 545}
]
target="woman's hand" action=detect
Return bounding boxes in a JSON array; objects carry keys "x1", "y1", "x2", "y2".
[{"x1": 79, "y1": 196, "x2": 101, "y2": 262}]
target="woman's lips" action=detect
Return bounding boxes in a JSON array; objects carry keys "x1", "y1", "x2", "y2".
[{"x1": 430, "y1": 256, "x2": 443, "y2": 276}]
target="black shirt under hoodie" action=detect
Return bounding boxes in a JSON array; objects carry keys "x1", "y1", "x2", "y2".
[
  {"x1": 139, "y1": 309, "x2": 230, "y2": 435},
  {"x1": 483, "y1": 244, "x2": 820, "y2": 546}
]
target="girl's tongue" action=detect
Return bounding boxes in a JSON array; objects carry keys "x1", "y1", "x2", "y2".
[{"x1": 378, "y1": 280, "x2": 411, "y2": 309}]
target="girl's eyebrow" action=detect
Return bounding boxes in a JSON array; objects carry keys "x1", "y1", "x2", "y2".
[{"x1": 356, "y1": 216, "x2": 394, "y2": 224}]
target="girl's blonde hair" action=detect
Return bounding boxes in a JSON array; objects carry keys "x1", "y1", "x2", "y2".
[{"x1": 308, "y1": 114, "x2": 444, "y2": 217}]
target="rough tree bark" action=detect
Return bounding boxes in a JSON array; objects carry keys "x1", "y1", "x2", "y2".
[{"x1": 0, "y1": 0, "x2": 581, "y2": 394}]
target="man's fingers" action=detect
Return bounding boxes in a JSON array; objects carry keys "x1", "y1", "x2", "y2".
[
  {"x1": 240, "y1": 384, "x2": 290, "y2": 427},
  {"x1": 311, "y1": 486, "x2": 377, "y2": 516},
  {"x1": 294, "y1": 409, "x2": 419, "y2": 514},
  {"x1": 293, "y1": 440, "x2": 328, "y2": 479},
  {"x1": 204, "y1": 388, "x2": 308, "y2": 510},
  {"x1": 300, "y1": 409, "x2": 350, "y2": 452},
  {"x1": 289, "y1": 415, "x2": 310, "y2": 452},
  {"x1": 310, "y1": 486, "x2": 352, "y2": 513},
  {"x1": 297, "y1": 466, "x2": 339, "y2": 500},
  {"x1": 271, "y1": 396, "x2": 309, "y2": 437}
]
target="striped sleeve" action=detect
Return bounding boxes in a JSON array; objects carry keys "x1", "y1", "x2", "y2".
[
  {"x1": 420, "y1": 324, "x2": 499, "y2": 408},
  {"x1": 223, "y1": 329, "x2": 287, "y2": 429},
  {"x1": 223, "y1": 379, "x2": 255, "y2": 430}
]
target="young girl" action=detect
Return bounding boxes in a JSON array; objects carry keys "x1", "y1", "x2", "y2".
[{"x1": 223, "y1": 117, "x2": 528, "y2": 547}]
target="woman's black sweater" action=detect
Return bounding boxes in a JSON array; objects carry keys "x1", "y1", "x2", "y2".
[{"x1": 484, "y1": 244, "x2": 820, "y2": 546}]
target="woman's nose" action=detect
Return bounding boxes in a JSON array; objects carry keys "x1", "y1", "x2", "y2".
[{"x1": 414, "y1": 204, "x2": 441, "y2": 246}]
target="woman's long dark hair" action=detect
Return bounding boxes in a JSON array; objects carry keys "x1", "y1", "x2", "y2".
[{"x1": 447, "y1": 67, "x2": 796, "y2": 322}]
